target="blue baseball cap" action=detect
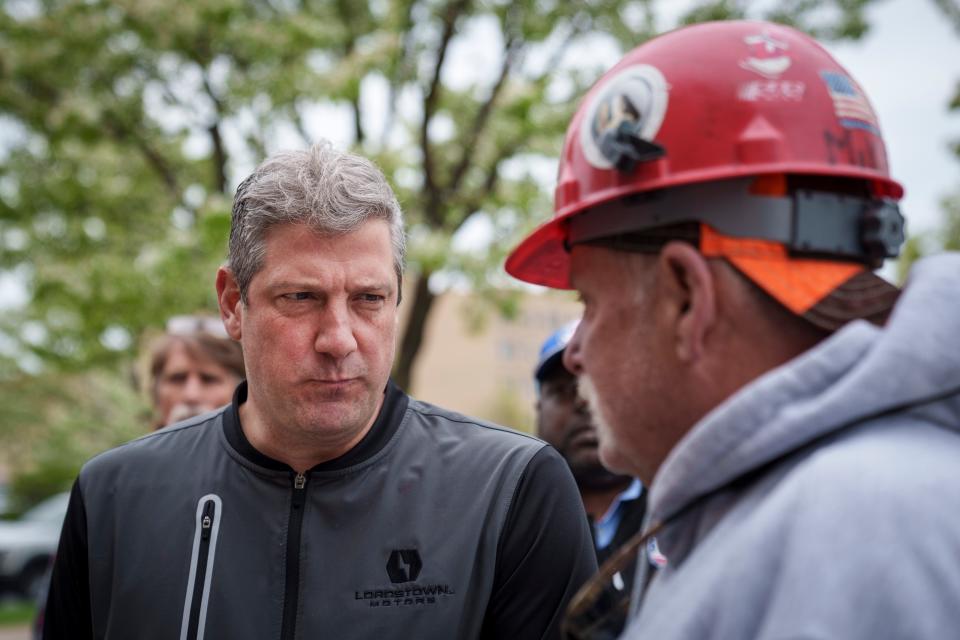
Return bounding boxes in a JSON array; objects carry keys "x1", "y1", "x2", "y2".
[{"x1": 534, "y1": 320, "x2": 580, "y2": 382}]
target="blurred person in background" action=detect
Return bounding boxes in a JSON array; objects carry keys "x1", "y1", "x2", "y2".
[
  {"x1": 507, "y1": 19, "x2": 960, "y2": 640},
  {"x1": 32, "y1": 315, "x2": 245, "y2": 639},
  {"x1": 43, "y1": 141, "x2": 595, "y2": 640},
  {"x1": 147, "y1": 315, "x2": 246, "y2": 429},
  {"x1": 535, "y1": 321, "x2": 644, "y2": 636}
]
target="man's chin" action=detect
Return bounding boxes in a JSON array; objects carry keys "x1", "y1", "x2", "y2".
[
  {"x1": 166, "y1": 403, "x2": 215, "y2": 425},
  {"x1": 296, "y1": 402, "x2": 365, "y2": 430},
  {"x1": 290, "y1": 392, "x2": 381, "y2": 435}
]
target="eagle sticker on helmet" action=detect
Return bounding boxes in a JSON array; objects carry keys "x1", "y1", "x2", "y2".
[
  {"x1": 579, "y1": 64, "x2": 669, "y2": 171},
  {"x1": 739, "y1": 32, "x2": 791, "y2": 79},
  {"x1": 738, "y1": 31, "x2": 805, "y2": 103}
]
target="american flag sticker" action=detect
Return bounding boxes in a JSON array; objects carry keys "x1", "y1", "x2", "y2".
[
  {"x1": 646, "y1": 537, "x2": 668, "y2": 569},
  {"x1": 820, "y1": 71, "x2": 880, "y2": 136}
]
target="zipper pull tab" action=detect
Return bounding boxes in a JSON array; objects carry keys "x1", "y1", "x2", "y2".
[
  {"x1": 292, "y1": 472, "x2": 307, "y2": 510},
  {"x1": 200, "y1": 500, "x2": 215, "y2": 541}
]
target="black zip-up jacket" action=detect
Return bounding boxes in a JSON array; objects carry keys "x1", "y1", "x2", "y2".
[{"x1": 43, "y1": 381, "x2": 597, "y2": 639}]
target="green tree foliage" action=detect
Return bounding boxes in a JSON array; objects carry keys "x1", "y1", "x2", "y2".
[
  {"x1": 897, "y1": 0, "x2": 960, "y2": 280},
  {"x1": 0, "y1": 0, "x2": 881, "y2": 500},
  {"x1": 0, "y1": 367, "x2": 145, "y2": 508}
]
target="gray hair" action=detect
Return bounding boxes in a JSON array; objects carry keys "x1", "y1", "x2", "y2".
[{"x1": 228, "y1": 141, "x2": 406, "y2": 302}]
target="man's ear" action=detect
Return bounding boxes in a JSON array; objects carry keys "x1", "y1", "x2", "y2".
[
  {"x1": 216, "y1": 266, "x2": 244, "y2": 341},
  {"x1": 657, "y1": 242, "x2": 716, "y2": 363}
]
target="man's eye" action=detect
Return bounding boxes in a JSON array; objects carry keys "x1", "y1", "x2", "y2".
[
  {"x1": 283, "y1": 292, "x2": 312, "y2": 301},
  {"x1": 359, "y1": 294, "x2": 385, "y2": 304}
]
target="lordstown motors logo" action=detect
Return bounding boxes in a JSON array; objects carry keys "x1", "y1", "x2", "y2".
[
  {"x1": 353, "y1": 549, "x2": 457, "y2": 608},
  {"x1": 386, "y1": 549, "x2": 422, "y2": 583}
]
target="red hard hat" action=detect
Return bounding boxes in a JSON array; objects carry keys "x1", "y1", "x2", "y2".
[{"x1": 506, "y1": 20, "x2": 904, "y2": 293}]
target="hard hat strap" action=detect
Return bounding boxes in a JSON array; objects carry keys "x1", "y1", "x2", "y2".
[{"x1": 567, "y1": 177, "x2": 904, "y2": 265}]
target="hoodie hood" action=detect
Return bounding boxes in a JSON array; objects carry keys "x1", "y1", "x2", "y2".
[{"x1": 647, "y1": 253, "x2": 960, "y2": 526}]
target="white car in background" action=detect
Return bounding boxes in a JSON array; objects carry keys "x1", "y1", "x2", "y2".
[{"x1": 0, "y1": 492, "x2": 69, "y2": 599}]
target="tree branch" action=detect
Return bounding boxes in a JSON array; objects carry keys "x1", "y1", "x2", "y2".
[
  {"x1": 381, "y1": 3, "x2": 417, "y2": 149},
  {"x1": 291, "y1": 101, "x2": 315, "y2": 146},
  {"x1": 933, "y1": 0, "x2": 960, "y2": 33},
  {"x1": 245, "y1": 128, "x2": 268, "y2": 163},
  {"x1": 208, "y1": 123, "x2": 228, "y2": 194},
  {"x1": 352, "y1": 100, "x2": 365, "y2": 145},
  {"x1": 446, "y1": 34, "x2": 522, "y2": 195},
  {"x1": 454, "y1": 140, "x2": 521, "y2": 229},
  {"x1": 532, "y1": 17, "x2": 589, "y2": 86},
  {"x1": 394, "y1": 270, "x2": 437, "y2": 391},
  {"x1": 201, "y1": 72, "x2": 229, "y2": 194},
  {"x1": 333, "y1": 0, "x2": 365, "y2": 146},
  {"x1": 420, "y1": 0, "x2": 472, "y2": 224},
  {"x1": 103, "y1": 111, "x2": 182, "y2": 201}
]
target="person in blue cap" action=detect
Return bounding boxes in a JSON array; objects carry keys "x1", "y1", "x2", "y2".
[{"x1": 535, "y1": 322, "x2": 645, "y2": 607}]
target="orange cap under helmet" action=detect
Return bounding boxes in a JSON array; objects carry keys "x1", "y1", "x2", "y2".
[{"x1": 505, "y1": 20, "x2": 905, "y2": 330}]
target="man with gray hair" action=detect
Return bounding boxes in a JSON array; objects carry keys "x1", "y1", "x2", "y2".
[
  {"x1": 508, "y1": 21, "x2": 960, "y2": 640},
  {"x1": 43, "y1": 141, "x2": 596, "y2": 639}
]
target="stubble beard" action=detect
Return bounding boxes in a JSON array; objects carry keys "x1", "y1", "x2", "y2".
[
  {"x1": 251, "y1": 375, "x2": 379, "y2": 454},
  {"x1": 298, "y1": 380, "x2": 378, "y2": 437},
  {"x1": 578, "y1": 374, "x2": 635, "y2": 477}
]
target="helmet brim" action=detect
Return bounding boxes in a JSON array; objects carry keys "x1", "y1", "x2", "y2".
[{"x1": 505, "y1": 216, "x2": 575, "y2": 289}]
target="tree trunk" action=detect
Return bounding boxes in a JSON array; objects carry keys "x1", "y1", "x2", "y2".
[
  {"x1": 393, "y1": 271, "x2": 437, "y2": 392},
  {"x1": 209, "y1": 122, "x2": 228, "y2": 194}
]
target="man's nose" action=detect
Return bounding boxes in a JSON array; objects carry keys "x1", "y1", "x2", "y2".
[
  {"x1": 314, "y1": 302, "x2": 359, "y2": 360},
  {"x1": 563, "y1": 323, "x2": 584, "y2": 375},
  {"x1": 182, "y1": 375, "x2": 205, "y2": 401}
]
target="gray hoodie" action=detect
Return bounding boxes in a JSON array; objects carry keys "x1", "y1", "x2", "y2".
[{"x1": 624, "y1": 253, "x2": 960, "y2": 639}]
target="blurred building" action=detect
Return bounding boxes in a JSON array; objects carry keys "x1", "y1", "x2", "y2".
[{"x1": 407, "y1": 290, "x2": 581, "y2": 433}]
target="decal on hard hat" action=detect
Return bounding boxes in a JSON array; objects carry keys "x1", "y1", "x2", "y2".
[
  {"x1": 579, "y1": 64, "x2": 668, "y2": 171},
  {"x1": 737, "y1": 79, "x2": 806, "y2": 102},
  {"x1": 737, "y1": 31, "x2": 805, "y2": 103},
  {"x1": 739, "y1": 32, "x2": 792, "y2": 79},
  {"x1": 819, "y1": 71, "x2": 881, "y2": 136}
]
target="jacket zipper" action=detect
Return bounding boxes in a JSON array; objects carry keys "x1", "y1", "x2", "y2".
[
  {"x1": 181, "y1": 494, "x2": 222, "y2": 640},
  {"x1": 280, "y1": 472, "x2": 308, "y2": 640}
]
